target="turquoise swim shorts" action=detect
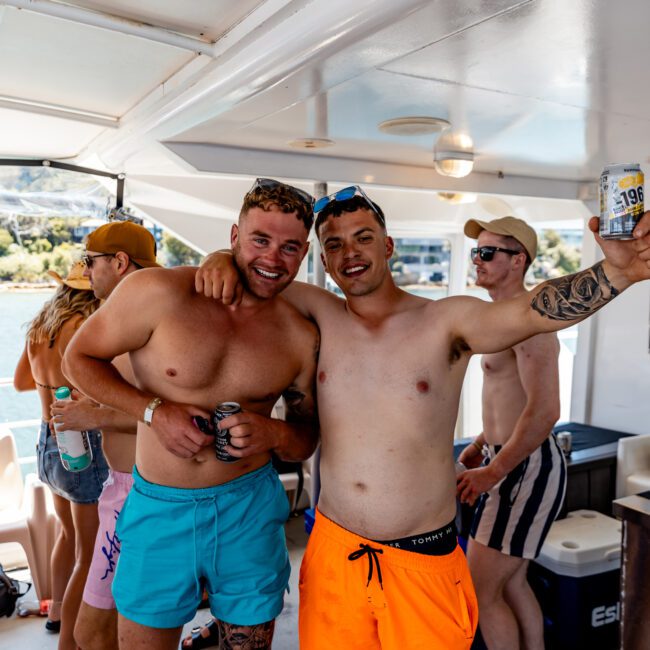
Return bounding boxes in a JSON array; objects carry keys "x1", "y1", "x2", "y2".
[{"x1": 112, "y1": 462, "x2": 290, "y2": 629}]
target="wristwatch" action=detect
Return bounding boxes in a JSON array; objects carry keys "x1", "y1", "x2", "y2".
[{"x1": 143, "y1": 397, "x2": 163, "y2": 426}]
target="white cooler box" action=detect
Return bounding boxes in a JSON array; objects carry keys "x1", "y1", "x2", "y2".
[{"x1": 528, "y1": 510, "x2": 622, "y2": 650}]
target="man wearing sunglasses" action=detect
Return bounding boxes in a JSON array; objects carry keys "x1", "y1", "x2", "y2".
[
  {"x1": 63, "y1": 180, "x2": 319, "y2": 650},
  {"x1": 197, "y1": 187, "x2": 650, "y2": 649},
  {"x1": 51, "y1": 220, "x2": 158, "y2": 650},
  {"x1": 457, "y1": 216, "x2": 565, "y2": 650}
]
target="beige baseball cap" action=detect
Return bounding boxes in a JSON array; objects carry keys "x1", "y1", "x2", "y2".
[{"x1": 464, "y1": 216, "x2": 537, "y2": 261}]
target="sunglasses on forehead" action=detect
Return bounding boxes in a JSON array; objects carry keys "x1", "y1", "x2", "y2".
[
  {"x1": 248, "y1": 178, "x2": 315, "y2": 209},
  {"x1": 314, "y1": 185, "x2": 385, "y2": 226},
  {"x1": 470, "y1": 246, "x2": 523, "y2": 262}
]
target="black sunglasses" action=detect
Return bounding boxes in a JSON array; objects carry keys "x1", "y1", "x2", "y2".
[
  {"x1": 314, "y1": 185, "x2": 385, "y2": 227},
  {"x1": 470, "y1": 246, "x2": 522, "y2": 262},
  {"x1": 248, "y1": 178, "x2": 315, "y2": 209},
  {"x1": 82, "y1": 253, "x2": 115, "y2": 268}
]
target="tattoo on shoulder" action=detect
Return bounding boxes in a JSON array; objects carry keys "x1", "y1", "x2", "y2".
[{"x1": 531, "y1": 261, "x2": 619, "y2": 321}]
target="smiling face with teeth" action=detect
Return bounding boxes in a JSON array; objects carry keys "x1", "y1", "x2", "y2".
[
  {"x1": 318, "y1": 207, "x2": 394, "y2": 297},
  {"x1": 231, "y1": 205, "x2": 310, "y2": 300}
]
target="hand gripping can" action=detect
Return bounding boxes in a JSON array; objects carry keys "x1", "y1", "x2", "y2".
[
  {"x1": 599, "y1": 163, "x2": 644, "y2": 239},
  {"x1": 213, "y1": 402, "x2": 241, "y2": 463}
]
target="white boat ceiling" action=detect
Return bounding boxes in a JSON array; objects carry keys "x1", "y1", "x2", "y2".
[{"x1": 1, "y1": 0, "x2": 649, "y2": 247}]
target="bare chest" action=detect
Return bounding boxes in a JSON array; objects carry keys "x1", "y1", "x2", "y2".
[
  {"x1": 132, "y1": 311, "x2": 300, "y2": 403},
  {"x1": 481, "y1": 348, "x2": 517, "y2": 377},
  {"x1": 316, "y1": 311, "x2": 465, "y2": 405}
]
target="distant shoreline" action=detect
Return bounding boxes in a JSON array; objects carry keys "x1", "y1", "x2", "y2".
[{"x1": 0, "y1": 283, "x2": 56, "y2": 292}]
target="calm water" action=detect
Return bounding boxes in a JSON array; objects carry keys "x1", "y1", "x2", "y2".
[{"x1": 0, "y1": 290, "x2": 53, "y2": 474}]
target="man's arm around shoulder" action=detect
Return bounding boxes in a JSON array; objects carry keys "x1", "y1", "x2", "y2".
[{"x1": 195, "y1": 249, "x2": 338, "y2": 321}]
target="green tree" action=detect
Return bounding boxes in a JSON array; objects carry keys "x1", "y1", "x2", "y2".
[
  {"x1": 47, "y1": 217, "x2": 74, "y2": 246},
  {"x1": 0, "y1": 228, "x2": 14, "y2": 255},
  {"x1": 0, "y1": 251, "x2": 44, "y2": 281},
  {"x1": 28, "y1": 238, "x2": 53, "y2": 254},
  {"x1": 162, "y1": 233, "x2": 201, "y2": 266},
  {"x1": 533, "y1": 229, "x2": 581, "y2": 280}
]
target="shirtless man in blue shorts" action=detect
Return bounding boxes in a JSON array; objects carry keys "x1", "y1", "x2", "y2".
[{"x1": 63, "y1": 179, "x2": 319, "y2": 650}]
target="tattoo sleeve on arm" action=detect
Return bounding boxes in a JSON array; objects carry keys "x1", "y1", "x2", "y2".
[
  {"x1": 531, "y1": 261, "x2": 619, "y2": 321},
  {"x1": 218, "y1": 620, "x2": 274, "y2": 649}
]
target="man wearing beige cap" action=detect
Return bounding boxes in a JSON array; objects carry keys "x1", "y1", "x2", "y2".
[
  {"x1": 457, "y1": 216, "x2": 566, "y2": 650},
  {"x1": 53, "y1": 220, "x2": 159, "y2": 650}
]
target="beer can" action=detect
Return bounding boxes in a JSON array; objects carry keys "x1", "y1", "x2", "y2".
[
  {"x1": 599, "y1": 163, "x2": 644, "y2": 239},
  {"x1": 213, "y1": 402, "x2": 241, "y2": 462},
  {"x1": 556, "y1": 431, "x2": 572, "y2": 456}
]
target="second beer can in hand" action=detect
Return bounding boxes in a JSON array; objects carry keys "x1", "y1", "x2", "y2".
[
  {"x1": 213, "y1": 401, "x2": 241, "y2": 463},
  {"x1": 599, "y1": 163, "x2": 644, "y2": 239}
]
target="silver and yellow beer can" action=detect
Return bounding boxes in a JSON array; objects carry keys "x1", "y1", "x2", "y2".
[{"x1": 599, "y1": 163, "x2": 644, "y2": 239}]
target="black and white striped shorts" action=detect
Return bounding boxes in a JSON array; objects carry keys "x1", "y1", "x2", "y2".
[{"x1": 469, "y1": 435, "x2": 567, "y2": 559}]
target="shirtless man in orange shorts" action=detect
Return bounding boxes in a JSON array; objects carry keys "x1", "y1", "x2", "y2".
[{"x1": 197, "y1": 186, "x2": 650, "y2": 649}]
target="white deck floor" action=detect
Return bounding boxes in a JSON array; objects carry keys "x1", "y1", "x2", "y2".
[{"x1": 0, "y1": 516, "x2": 307, "y2": 650}]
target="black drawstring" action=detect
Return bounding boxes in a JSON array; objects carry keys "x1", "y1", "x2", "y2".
[{"x1": 348, "y1": 543, "x2": 384, "y2": 589}]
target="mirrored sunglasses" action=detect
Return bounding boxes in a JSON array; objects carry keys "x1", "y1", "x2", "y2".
[{"x1": 314, "y1": 185, "x2": 385, "y2": 226}]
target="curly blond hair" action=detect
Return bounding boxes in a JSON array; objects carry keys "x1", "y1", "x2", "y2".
[
  {"x1": 240, "y1": 184, "x2": 313, "y2": 230},
  {"x1": 27, "y1": 284, "x2": 101, "y2": 345}
]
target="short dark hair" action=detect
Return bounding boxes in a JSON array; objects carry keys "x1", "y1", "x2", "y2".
[
  {"x1": 241, "y1": 184, "x2": 313, "y2": 231},
  {"x1": 315, "y1": 196, "x2": 386, "y2": 235}
]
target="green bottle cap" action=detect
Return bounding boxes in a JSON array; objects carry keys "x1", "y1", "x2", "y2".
[{"x1": 54, "y1": 386, "x2": 71, "y2": 400}]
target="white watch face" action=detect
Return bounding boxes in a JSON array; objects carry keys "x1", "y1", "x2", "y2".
[{"x1": 144, "y1": 399, "x2": 161, "y2": 424}]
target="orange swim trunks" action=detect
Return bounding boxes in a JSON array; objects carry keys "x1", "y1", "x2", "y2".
[{"x1": 299, "y1": 509, "x2": 478, "y2": 650}]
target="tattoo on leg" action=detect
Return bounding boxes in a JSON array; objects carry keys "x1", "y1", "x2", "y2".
[
  {"x1": 531, "y1": 261, "x2": 619, "y2": 321},
  {"x1": 217, "y1": 620, "x2": 275, "y2": 649}
]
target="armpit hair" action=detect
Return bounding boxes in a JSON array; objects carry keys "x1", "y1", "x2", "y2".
[{"x1": 449, "y1": 336, "x2": 471, "y2": 365}]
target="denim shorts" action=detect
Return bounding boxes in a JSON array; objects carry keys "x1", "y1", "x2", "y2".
[
  {"x1": 37, "y1": 420, "x2": 109, "y2": 504},
  {"x1": 113, "y1": 462, "x2": 290, "y2": 629}
]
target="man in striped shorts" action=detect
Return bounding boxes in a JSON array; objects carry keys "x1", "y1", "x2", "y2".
[{"x1": 457, "y1": 217, "x2": 567, "y2": 650}]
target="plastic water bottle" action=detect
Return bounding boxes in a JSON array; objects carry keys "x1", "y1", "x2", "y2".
[{"x1": 53, "y1": 386, "x2": 93, "y2": 472}]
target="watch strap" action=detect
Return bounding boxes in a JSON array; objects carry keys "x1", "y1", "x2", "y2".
[{"x1": 143, "y1": 397, "x2": 163, "y2": 426}]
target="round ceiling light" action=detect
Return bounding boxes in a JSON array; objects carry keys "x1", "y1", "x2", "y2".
[
  {"x1": 378, "y1": 116, "x2": 450, "y2": 136},
  {"x1": 288, "y1": 138, "x2": 334, "y2": 149},
  {"x1": 433, "y1": 150, "x2": 475, "y2": 178}
]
